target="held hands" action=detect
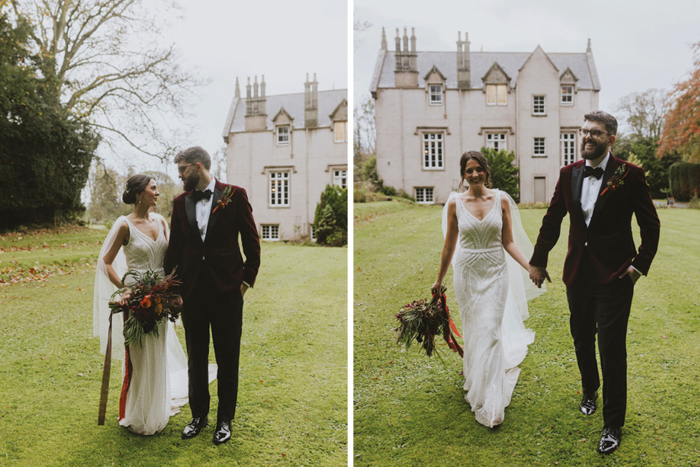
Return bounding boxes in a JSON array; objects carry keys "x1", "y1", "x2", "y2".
[
  {"x1": 619, "y1": 266, "x2": 641, "y2": 285},
  {"x1": 529, "y1": 265, "x2": 551, "y2": 289},
  {"x1": 430, "y1": 281, "x2": 442, "y2": 296}
]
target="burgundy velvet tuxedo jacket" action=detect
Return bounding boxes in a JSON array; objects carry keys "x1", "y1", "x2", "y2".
[
  {"x1": 530, "y1": 155, "x2": 660, "y2": 287},
  {"x1": 164, "y1": 179, "x2": 261, "y2": 299}
]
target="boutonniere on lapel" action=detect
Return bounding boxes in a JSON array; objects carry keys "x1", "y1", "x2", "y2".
[
  {"x1": 212, "y1": 186, "x2": 236, "y2": 213},
  {"x1": 600, "y1": 164, "x2": 631, "y2": 196}
]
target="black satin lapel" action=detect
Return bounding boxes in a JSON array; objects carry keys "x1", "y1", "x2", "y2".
[
  {"x1": 572, "y1": 165, "x2": 584, "y2": 216},
  {"x1": 185, "y1": 195, "x2": 201, "y2": 243},
  {"x1": 590, "y1": 162, "x2": 615, "y2": 226},
  {"x1": 206, "y1": 188, "x2": 223, "y2": 239}
]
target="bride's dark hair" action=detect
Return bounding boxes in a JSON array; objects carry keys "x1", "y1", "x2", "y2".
[
  {"x1": 122, "y1": 174, "x2": 153, "y2": 204},
  {"x1": 458, "y1": 151, "x2": 492, "y2": 190}
]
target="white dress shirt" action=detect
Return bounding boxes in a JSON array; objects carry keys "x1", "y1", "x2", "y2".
[
  {"x1": 195, "y1": 178, "x2": 217, "y2": 242},
  {"x1": 581, "y1": 153, "x2": 610, "y2": 227}
]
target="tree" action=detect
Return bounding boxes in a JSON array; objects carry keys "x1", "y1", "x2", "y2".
[
  {"x1": 354, "y1": 94, "x2": 376, "y2": 180},
  {"x1": 0, "y1": 10, "x2": 98, "y2": 228},
  {"x1": 87, "y1": 161, "x2": 121, "y2": 222},
  {"x1": 658, "y1": 42, "x2": 700, "y2": 162},
  {"x1": 480, "y1": 147, "x2": 520, "y2": 203},
  {"x1": 615, "y1": 89, "x2": 669, "y2": 142},
  {"x1": 313, "y1": 184, "x2": 347, "y2": 246},
  {"x1": 612, "y1": 134, "x2": 680, "y2": 198},
  {"x1": 9, "y1": 0, "x2": 199, "y2": 160}
]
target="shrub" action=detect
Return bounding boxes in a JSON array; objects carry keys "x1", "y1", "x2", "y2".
[
  {"x1": 479, "y1": 147, "x2": 520, "y2": 202},
  {"x1": 313, "y1": 184, "x2": 347, "y2": 246}
]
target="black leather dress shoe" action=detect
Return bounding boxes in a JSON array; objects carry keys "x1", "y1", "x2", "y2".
[
  {"x1": 598, "y1": 426, "x2": 621, "y2": 454},
  {"x1": 181, "y1": 417, "x2": 208, "y2": 440},
  {"x1": 580, "y1": 391, "x2": 597, "y2": 415},
  {"x1": 213, "y1": 420, "x2": 231, "y2": 445}
]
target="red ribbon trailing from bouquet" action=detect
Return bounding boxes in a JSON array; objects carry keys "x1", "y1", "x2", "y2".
[
  {"x1": 98, "y1": 308, "x2": 132, "y2": 425},
  {"x1": 436, "y1": 292, "x2": 464, "y2": 358}
]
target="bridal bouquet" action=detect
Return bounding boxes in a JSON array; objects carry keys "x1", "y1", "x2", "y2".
[
  {"x1": 395, "y1": 286, "x2": 463, "y2": 358},
  {"x1": 109, "y1": 269, "x2": 183, "y2": 347}
]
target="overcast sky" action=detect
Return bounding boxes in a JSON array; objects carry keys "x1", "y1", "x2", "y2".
[
  {"x1": 106, "y1": 0, "x2": 348, "y2": 179},
  {"x1": 354, "y1": 0, "x2": 700, "y2": 133}
]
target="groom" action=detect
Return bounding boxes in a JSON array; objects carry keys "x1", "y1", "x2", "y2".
[
  {"x1": 529, "y1": 111, "x2": 659, "y2": 454},
  {"x1": 165, "y1": 146, "x2": 260, "y2": 445}
]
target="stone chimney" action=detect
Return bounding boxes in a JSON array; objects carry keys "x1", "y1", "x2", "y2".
[
  {"x1": 304, "y1": 73, "x2": 318, "y2": 128},
  {"x1": 235, "y1": 77, "x2": 240, "y2": 99},
  {"x1": 245, "y1": 75, "x2": 267, "y2": 131},
  {"x1": 457, "y1": 31, "x2": 471, "y2": 90},
  {"x1": 394, "y1": 27, "x2": 418, "y2": 88}
]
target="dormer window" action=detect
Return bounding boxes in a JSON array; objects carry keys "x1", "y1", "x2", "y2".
[
  {"x1": 334, "y1": 121, "x2": 347, "y2": 143},
  {"x1": 429, "y1": 85, "x2": 443, "y2": 105},
  {"x1": 486, "y1": 84, "x2": 507, "y2": 106},
  {"x1": 276, "y1": 125, "x2": 290, "y2": 145},
  {"x1": 561, "y1": 85, "x2": 574, "y2": 105}
]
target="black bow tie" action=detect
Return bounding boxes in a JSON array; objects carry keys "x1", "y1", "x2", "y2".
[
  {"x1": 191, "y1": 189, "x2": 212, "y2": 201},
  {"x1": 583, "y1": 166, "x2": 604, "y2": 180}
]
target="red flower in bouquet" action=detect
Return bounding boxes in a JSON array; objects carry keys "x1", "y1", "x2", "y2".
[{"x1": 140, "y1": 295, "x2": 152, "y2": 308}]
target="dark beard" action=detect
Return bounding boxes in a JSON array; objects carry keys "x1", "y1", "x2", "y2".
[
  {"x1": 581, "y1": 139, "x2": 607, "y2": 160},
  {"x1": 183, "y1": 173, "x2": 199, "y2": 192}
]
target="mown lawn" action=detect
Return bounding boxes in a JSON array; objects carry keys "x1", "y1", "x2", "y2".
[
  {"x1": 0, "y1": 226, "x2": 347, "y2": 466},
  {"x1": 354, "y1": 201, "x2": 700, "y2": 466}
]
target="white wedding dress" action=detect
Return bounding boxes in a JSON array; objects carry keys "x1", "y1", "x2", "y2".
[
  {"x1": 93, "y1": 214, "x2": 189, "y2": 435},
  {"x1": 446, "y1": 189, "x2": 544, "y2": 427}
]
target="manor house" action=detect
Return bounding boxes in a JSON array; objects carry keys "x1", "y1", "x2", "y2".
[
  {"x1": 370, "y1": 28, "x2": 601, "y2": 204},
  {"x1": 222, "y1": 75, "x2": 347, "y2": 241}
]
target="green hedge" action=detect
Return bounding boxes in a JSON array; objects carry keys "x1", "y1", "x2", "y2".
[{"x1": 669, "y1": 161, "x2": 700, "y2": 201}]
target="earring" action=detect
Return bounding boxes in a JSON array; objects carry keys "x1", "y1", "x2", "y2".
[{"x1": 137, "y1": 195, "x2": 141, "y2": 205}]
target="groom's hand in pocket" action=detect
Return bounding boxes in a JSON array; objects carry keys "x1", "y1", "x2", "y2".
[
  {"x1": 240, "y1": 282, "x2": 249, "y2": 297},
  {"x1": 619, "y1": 266, "x2": 641, "y2": 285}
]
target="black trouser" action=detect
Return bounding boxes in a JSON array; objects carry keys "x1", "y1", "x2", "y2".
[
  {"x1": 566, "y1": 250, "x2": 634, "y2": 428},
  {"x1": 182, "y1": 270, "x2": 243, "y2": 422}
]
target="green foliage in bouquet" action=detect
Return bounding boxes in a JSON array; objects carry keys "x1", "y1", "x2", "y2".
[
  {"x1": 109, "y1": 269, "x2": 183, "y2": 347},
  {"x1": 395, "y1": 286, "x2": 463, "y2": 358}
]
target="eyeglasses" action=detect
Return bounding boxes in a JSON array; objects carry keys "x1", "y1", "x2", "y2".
[
  {"x1": 177, "y1": 164, "x2": 194, "y2": 175},
  {"x1": 578, "y1": 128, "x2": 611, "y2": 138}
]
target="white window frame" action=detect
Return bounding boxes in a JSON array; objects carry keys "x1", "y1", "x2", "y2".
[
  {"x1": 333, "y1": 169, "x2": 347, "y2": 189},
  {"x1": 533, "y1": 137, "x2": 546, "y2": 157},
  {"x1": 276, "y1": 125, "x2": 290, "y2": 146},
  {"x1": 486, "y1": 84, "x2": 507, "y2": 106},
  {"x1": 533, "y1": 95, "x2": 546, "y2": 115},
  {"x1": 333, "y1": 121, "x2": 347, "y2": 143},
  {"x1": 561, "y1": 85, "x2": 574, "y2": 106},
  {"x1": 269, "y1": 171, "x2": 290, "y2": 207},
  {"x1": 486, "y1": 133, "x2": 507, "y2": 152},
  {"x1": 415, "y1": 187, "x2": 434, "y2": 204},
  {"x1": 261, "y1": 224, "x2": 280, "y2": 241},
  {"x1": 560, "y1": 132, "x2": 576, "y2": 167},
  {"x1": 429, "y1": 84, "x2": 443, "y2": 105},
  {"x1": 422, "y1": 133, "x2": 444, "y2": 170}
]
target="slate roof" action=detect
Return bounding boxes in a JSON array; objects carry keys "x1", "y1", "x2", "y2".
[
  {"x1": 371, "y1": 49, "x2": 600, "y2": 93},
  {"x1": 222, "y1": 89, "x2": 348, "y2": 137}
]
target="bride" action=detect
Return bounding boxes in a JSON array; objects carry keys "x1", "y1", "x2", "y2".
[
  {"x1": 93, "y1": 174, "x2": 189, "y2": 435},
  {"x1": 431, "y1": 151, "x2": 545, "y2": 428}
]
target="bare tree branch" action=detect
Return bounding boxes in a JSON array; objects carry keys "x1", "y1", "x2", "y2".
[{"x1": 10, "y1": 0, "x2": 202, "y2": 160}]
